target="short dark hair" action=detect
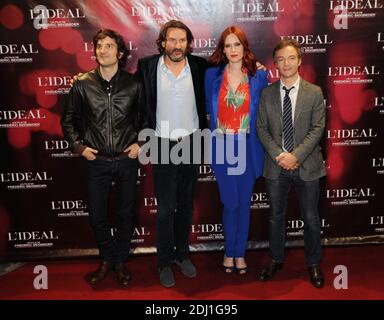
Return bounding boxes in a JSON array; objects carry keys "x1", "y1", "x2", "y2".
[
  {"x1": 92, "y1": 29, "x2": 129, "y2": 68},
  {"x1": 273, "y1": 37, "x2": 302, "y2": 61},
  {"x1": 156, "y1": 20, "x2": 194, "y2": 54}
]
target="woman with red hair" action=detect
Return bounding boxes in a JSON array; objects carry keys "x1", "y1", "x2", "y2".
[{"x1": 205, "y1": 26, "x2": 268, "y2": 274}]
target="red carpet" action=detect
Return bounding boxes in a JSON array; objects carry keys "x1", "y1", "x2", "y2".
[{"x1": 1, "y1": 245, "x2": 383, "y2": 300}]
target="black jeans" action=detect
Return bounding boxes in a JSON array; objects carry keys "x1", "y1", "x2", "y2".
[
  {"x1": 266, "y1": 169, "x2": 322, "y2": 266},
  {"x1": 86, "y1": 157, "x2": 138, "y2": 265},
  {"x1": 152, "y1": 136, "x2": 199, "y2": 268}
]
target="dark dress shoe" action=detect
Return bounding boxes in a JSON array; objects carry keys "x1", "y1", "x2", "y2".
[
  {"x1": 174, "y1": 258, "x2": 196, "y2": 278},
  {"x1": 258, "y1": 261, "x2": 283, "y2": 281},
  {"x1": 89, "y1": 261, "x2": 111, "y2": 285},
  {"x1": 308, "y1": 265, "x2": 324, "y2": 288},
  {"x1": 115, "y1": 263, "x2": 132, "y2": 286},
  {"x1": 159, "y1": 266, "x2": 175, "y2": 288}
]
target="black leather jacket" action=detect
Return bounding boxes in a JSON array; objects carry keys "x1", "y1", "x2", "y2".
[{"x1": 61, "y1": 68, "x2": 143, "y2": 157}]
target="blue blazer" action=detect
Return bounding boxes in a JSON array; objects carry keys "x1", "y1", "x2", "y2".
[{"x1": 205, "y1": 66, "x2": 268, "y2": 180}]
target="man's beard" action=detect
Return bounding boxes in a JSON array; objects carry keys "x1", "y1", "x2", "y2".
[{"x1": 165, "y1": 48, "x2": 186, "y2": 62}]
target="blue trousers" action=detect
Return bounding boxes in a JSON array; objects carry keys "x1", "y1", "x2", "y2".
[
  {"x1": 266, "y1": 169, "x2": 322, "y2": 266},
  {"x1": 213, "y1": 135, "x2": 255, "y2": 258}
]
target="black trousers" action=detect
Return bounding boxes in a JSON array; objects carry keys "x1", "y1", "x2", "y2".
[
  {"x1": 86, "y1": 157, "x2": 138, "y2": 265},
  {"x1": 152, "y1": 136, "x2": 199, "y2": 268}
]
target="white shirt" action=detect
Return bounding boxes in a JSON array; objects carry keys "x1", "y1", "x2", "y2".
[{"x1": 156, "y1": 56, "x2": 199, "y2": 140}]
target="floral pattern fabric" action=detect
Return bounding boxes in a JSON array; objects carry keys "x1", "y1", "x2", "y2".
[{"x1": 217, "y1": 68, "x2": 250, "y2": 133}]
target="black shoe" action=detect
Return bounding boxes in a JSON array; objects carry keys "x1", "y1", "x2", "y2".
[
  {"x1": 222, "y1": 256, "x2": 235, "y2": 274},
  {"x1": 174, "y1": 258, "x2": 197, "y2": 278},
  {"x1": 234, "y1": 258, "x2": 248, "y2": 275},
  {"x1": 88, "y1": 261, "x2": 111, "y2": 285},
  {"x1": 257, "y1": 261, "x2": 283, "y2": 281},
  {"x1": 159, "y1": 266, "x2": 175, "y2": 288},
  {"x1": 115, "y1": 263, "x2": 132, "y2": 287},
  {"x1": 308, "y1": 265, "x2": 324, "y2": 289},
  {"x1": 236, "y1": 266, "x2": 249, "y2": 275},
  {"x1": 222, "y1": 265, "x2": 236, "y2": 273}
]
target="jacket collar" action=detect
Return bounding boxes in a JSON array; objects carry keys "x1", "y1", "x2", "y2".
[
  {"x1": 95, "y1": 67, "x2": 121, "y2": 93},
  {"x1": 95, "y1": 66, "x2": 121, "y2": 84},
  {"x1": 210, "y1": 65, "x2": 259, "y2": 123}
]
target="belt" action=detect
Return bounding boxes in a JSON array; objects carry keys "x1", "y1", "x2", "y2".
[{"x1": 95, "y1": 152, "x2": 128, "y2": 161}]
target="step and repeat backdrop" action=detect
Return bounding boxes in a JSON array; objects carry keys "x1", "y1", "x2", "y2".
[{"x1": 0, "y1": 0, "x2": 383, "y2": 261}]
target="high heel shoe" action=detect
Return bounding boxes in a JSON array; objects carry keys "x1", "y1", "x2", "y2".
[
  {"x1": 235, "y1": 258, "x2": 248, "y2": 275},
  {"x1": 222, "y1": 265, "x2": 236, "y2": 273},
  {"x1": 235, "y1": 266, "x2": 248, "y2": 275},
  {"x1": 222, "y1": 256, "x2": 235, "y2": 273}
]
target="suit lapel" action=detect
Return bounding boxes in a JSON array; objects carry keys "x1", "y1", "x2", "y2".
[
  {"x1": 248, "y1": 76, "x2": 256, "y2": 119},
  {"x1": 148, "y1": 57, "x2": 159, "y2": 106},
  {"x1": 294, "y1": 78, "x2": 306, "y2": 125},
  {"x1": 212, "y1": 67, "x2": 224, "y2": 124},
  {"x1": 273, "y1": 81, "x2": 282, "y2": 123},
  {"x1": 188, "y1": 56, "x2": 201, "y2": 107}
]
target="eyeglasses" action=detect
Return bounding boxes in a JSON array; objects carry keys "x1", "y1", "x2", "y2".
[{"x1": 166, "y1": 38, "x2": 187, "y2": 45}]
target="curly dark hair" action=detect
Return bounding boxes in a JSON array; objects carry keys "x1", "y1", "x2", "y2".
[
  {"x1": 92, "y1": 29, "x2": 129, "y2": 68},
  {"x1": 156, "y1": 20, "x2": 194, "y2": 54}
]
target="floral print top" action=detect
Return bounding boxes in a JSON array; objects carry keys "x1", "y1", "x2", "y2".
[{"x1": 217, "y1": 68, "x2": 250, "y2": 134}]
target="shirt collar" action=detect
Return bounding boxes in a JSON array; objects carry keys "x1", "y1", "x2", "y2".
[
  {"x1": 280, "y1": 75, "x2": 300, "y2": 91},
  {"x1": 159, "y1": 55, "x2": 190, "y2": 73}
]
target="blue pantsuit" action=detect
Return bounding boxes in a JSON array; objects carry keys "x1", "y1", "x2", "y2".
[{"x1": 205, "y1": 66, "x2": 268, "y2": 257}]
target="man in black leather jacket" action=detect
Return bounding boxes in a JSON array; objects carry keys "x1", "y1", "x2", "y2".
[{"x1": 61, "y1": 29, "x2": 143, "y2": 287}]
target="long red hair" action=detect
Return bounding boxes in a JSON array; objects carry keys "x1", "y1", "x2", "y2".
[{"x1": 209, "y1": 26, "x2": 257, "y2": 76}]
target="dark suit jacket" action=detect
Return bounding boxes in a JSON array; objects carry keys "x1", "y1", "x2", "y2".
[
  {"x1": 136, "y1": 54, "x2": 209, "y2": 131},
  {"x1": 256, "y1": 78, "x2": 326, "y2": 181}
]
